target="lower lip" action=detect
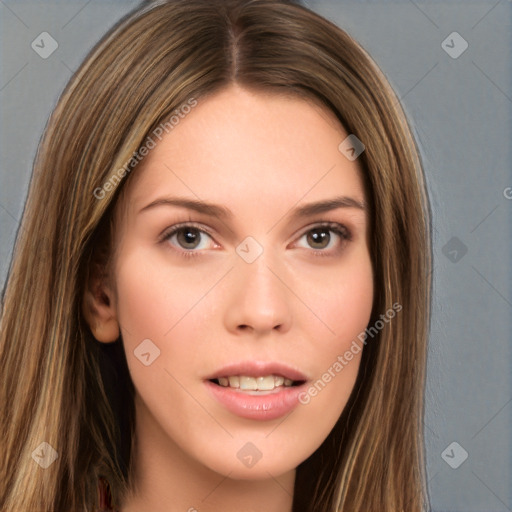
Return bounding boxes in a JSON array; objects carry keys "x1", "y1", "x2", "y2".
[{"x1": 204, "y1": 380, "x2": 306, "y2": 421}]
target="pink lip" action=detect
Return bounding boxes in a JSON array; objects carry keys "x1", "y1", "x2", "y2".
[
  {"x1": 204, "y1": 380, "x2": 307, "y2": 421},
  {"x1": 204, "y1": 361, "x2": 308, "y2": 421}
]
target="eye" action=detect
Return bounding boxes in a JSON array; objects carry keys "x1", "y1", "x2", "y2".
[
  {"x1": 295, "y1": 222, "x2": 352, "y2": 254},
  {"x1": 160, "y1": 223, "x2": 216, "y2": 255}
]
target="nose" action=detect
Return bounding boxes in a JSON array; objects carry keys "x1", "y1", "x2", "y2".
[{"x1": 223, "y1": 254, "x2": 292, "y2": 336}]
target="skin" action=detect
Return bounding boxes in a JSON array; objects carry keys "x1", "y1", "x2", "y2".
[{"x1": 84, "y1": 84, "x2": 374, "y2": 512}]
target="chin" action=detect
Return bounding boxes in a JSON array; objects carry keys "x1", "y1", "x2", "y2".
[{"x1": 188, "y1": 435, "x2": 314, "y2": 482}]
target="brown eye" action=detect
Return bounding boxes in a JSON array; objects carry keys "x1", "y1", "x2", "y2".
[
  {"x1": 161, "y1": 223, "x2": 215, "y2": 254},
  {"x1": 296, "y1": 222, "x2": 351, "y2": 254}
]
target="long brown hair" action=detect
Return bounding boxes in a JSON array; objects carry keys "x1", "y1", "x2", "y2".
[{"x1": 0, "y1": 1, "x2": 432, "y2": 510}]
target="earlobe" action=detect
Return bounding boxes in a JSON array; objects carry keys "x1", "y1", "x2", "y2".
[{"x1": 82, "y1": 279, "x2": 120, "y2": 343}]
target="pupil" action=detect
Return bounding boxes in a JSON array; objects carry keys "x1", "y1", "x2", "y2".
[{"x1": 179, "y1": 228, "x2": 199, "y2": 248}]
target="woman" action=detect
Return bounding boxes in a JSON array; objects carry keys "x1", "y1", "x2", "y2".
[{"x1": 0, "y1": 0, "x2": 432, "y2": 510}]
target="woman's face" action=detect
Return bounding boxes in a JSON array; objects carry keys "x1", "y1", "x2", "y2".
[{"x1": 108, "y1": 84, "x2": 373, "y2": 480}]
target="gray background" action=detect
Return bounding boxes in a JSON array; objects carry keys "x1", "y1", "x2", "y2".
[{"x1": 1, "y1": 1, "x2": 511, "y2": 510}]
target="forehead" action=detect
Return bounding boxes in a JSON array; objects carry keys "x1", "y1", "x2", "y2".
[{"x1": 121, "y1": 85, "x2": 366, "y2": 220}]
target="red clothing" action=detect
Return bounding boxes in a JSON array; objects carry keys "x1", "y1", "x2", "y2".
[{"x1": 96, "y1": 477, "x2": 119, "y2": 512}]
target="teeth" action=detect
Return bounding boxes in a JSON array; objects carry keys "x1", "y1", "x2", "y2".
[
  {"x1": 228, "y1": 376, "x2": 240, "y2": 388},
  {"x1": 216, "y1": 375, "x2": 295, "y2": 391},
  {"x1": 240, "y1": 376, "x2": 258, "y2": 390},
  {"x1": 256, "y1": 376, "x2": 275, "y2": 390}
]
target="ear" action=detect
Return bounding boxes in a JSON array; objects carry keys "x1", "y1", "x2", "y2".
[{"x1": 82, "y1": 262, "x2": 120, "y2": 343}]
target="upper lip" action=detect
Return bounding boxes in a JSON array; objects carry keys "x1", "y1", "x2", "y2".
[{"x1": 205, "y1": 361, "x2": 308, "y2": 382}]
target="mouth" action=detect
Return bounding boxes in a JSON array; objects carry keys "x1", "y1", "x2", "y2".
[{"x1": 204, "y1": 361, "x2": 309, "y2": 420}]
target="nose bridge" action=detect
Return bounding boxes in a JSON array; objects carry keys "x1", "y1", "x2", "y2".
[
  {"x1": 242, "y1": 251, "x2": 281, "y2": 303},
  {"x1": 224, "y1": 242, "x2": 293, "y2": 334}
]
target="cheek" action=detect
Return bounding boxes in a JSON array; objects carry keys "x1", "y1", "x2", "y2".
[
  {"x1": 111, "y1": 247, "x2": 219, "y2": 439},
  {"x1": 111, "y1": 243, "x2": 231, "y2": 395},
  {"x1": 304, "y1": 251, "x2": 374, "y2": 354},
  {"x1": 113, "y1": 247, "x2": 217, "y2": 340},
  {"x1": 279, "y1": 251, "x2": 373, "y2": 453},
  {"x1": 111, "y1": 247, "x2": 208, "y2": 401}
]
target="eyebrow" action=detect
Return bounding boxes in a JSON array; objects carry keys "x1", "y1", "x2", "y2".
[{"x1": 138, "y1": 195, "x2": 366, "y2": 218}]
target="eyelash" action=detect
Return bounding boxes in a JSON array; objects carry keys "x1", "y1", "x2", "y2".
[{"x1": 158, "y1": 221, "x2": 352, "y2": 259}]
